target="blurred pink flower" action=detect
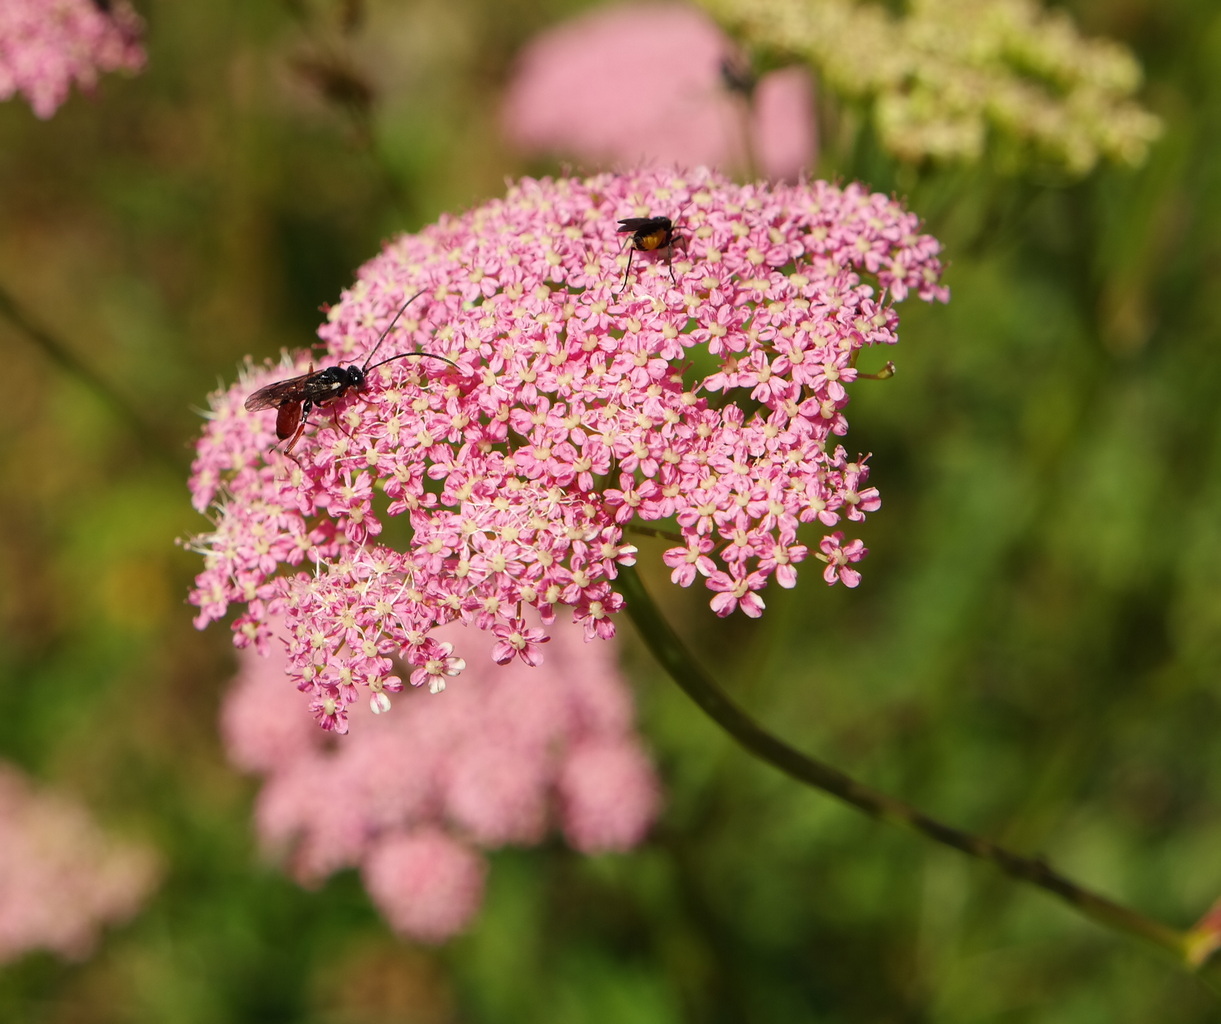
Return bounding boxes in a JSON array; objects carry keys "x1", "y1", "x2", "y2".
[
  {"x1": 559, "y1": 738, "x2": 659, "y2": 853},
  {"x1": 501, "y1": 2, "x2": 815, "y2": 180},
  {"x1": 362, "y1": 830, "x2": 487, "y2": 945},
  {"x1": 186, "y1": 167, "x2": 947, "y2": 729},
  {"x1": 0, "y1": 763, "x2": 159, "y2": 963},
  {"x1": 0, "y1": 0, "x2": 145, "y2": 119},
  {"x1": 221, "y1": 613, "x2": 661, "y2": 943}
]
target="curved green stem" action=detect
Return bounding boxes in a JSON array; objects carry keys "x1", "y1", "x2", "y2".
[{"x1": 616, "y1": 563, "x2": 1197, "y2": 963}]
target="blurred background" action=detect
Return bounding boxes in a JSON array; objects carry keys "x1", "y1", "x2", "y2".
[{"x1": 1, "y1": 0, "x2": 1219, "y2": 1020}]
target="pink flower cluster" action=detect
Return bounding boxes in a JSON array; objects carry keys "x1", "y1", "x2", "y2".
[
  {"x1": 222, "y1": 616, "x2": 660, "y2": 943},
  {"x1": 187, "y1": 167, "x2": 947, "y2": 730},
  {"x1": 0, "y1": 0, "x2": 144, "y2": 119},
  {"x1": 0, "y1": 763, "x2": 159, "y2": 963},
  {"x1": 501, "y1": 1, "x2": 816, "y2": 180}
]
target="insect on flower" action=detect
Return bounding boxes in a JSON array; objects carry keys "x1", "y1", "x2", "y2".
[
  {"x1": 244, "y1": 290, "x2": 457, "y2": 457},
  {"x1": 615, "y1": 212, "x2": 686, "y2": 293}
]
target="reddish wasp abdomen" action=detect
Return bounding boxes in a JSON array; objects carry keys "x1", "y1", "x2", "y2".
[{"x1": 274, "y1": 399, "x2": 304, "y2": 445}]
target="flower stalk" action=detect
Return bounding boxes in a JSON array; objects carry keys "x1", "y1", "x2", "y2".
[{"x1": 616, "y1": 562, "x2": 1205, "y2": 968}]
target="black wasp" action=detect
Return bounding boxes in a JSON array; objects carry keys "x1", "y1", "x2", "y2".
[
  {"x1": 244, "y1": 290, "x2": 455, "y2": 457},
  {"x1": 616, "y1": 214, "x2": 684, "y2": 292}
]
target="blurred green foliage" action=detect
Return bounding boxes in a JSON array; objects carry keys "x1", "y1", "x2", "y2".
[{"x1": 0, "y1": 0, "x2": 1218, "y2": 1020}]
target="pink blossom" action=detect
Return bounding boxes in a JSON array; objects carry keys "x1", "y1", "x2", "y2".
[
  {"x1": 0, "y1": 763, "x2": 159, "y2": 963},
  {"x1": 0, "y1": 0, "x2": 144, "y2": 119},
  {"x1": 186, "y1": 168, "x2": 947, "y2": 720},
  {"x1": 221, "y1": 614, "x2": 660, "y2": 942},
  {"x1": 408, "y1": 640, "x2": 466, "y2": 695},
  {"x1": 818, "y1": 531, "x2": 868, "y2": 588},
  {"x1": 361, "y1": 830, "x2": 487, "y2": 944},
  {"x1": 501, "y1": 2, "x2": 816, "y2": 180},
  {"x1": 756, "y1": 538, "x2": 808, "y2": 588},
  {"x1": 708, "y1": 569, "x2": 768, "y2": 618},
  {"x1": 491, "y1": 618, "x2": 551, "y2": 666},
  {"x1": 663, "y1": 536, "x2": 716, "y2": 587},
  {"x1": 559, "y1": 739, "x2": 661, "y2": 853}
]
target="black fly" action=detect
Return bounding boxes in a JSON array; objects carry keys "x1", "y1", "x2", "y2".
[
  {"x1": 615, "y1": 214, "x2": 684, "y2": 293},
  {"x1": 244, "y1": 290, "x2": 455, "y2": 457}
]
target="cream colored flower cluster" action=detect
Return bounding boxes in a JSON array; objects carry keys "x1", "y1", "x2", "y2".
[{"x1": 699, "y1": 0, "x2": 1160, "y2": 175}]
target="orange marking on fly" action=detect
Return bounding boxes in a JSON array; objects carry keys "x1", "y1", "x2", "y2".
[
  {"x1": 244, "y1": 290, "x2": 457, "y2": 458},
  {"x1": 614, "y1": 206, "x2": 690, "y2": 293}
]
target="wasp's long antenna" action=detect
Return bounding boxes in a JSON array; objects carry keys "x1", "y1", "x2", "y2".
[
  {"x1": 359, "y1": 290, "x2": 427, "y2": 372},
  {"x1": 366, "y1": 350, "x2": 460, "y2": 373}
]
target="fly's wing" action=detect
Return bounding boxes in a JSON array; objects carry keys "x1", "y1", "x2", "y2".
[
  {"x1": 244, "y1": 373, "x2": 313, "y2": 412},
  {"x1": 617, "y1": 217, "x2": 653, "y2": 233}
]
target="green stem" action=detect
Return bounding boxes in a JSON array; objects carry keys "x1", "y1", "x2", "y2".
[
  {"x1": 0, "y1": 282, "x2": 182, "y2": 469},
  {"x1": 616, "y1": 563, "x2": 1193, "y2": 961},
  {"x1": 625, "y1": 523, "x2": 685, "y2": 545}
]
